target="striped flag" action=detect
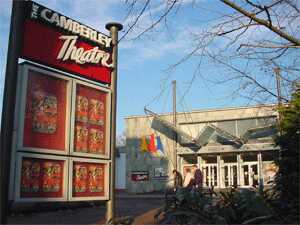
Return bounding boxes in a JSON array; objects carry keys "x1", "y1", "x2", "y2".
[
  {"x1": 148, "y1": 134, "x2": 157, "y2": 154},
  {"x1": 156, "y1": 136, "x2": 164, "y2": 157},
  {"x1": 140, "y1": 136, "x2": 148, "y2": 152}
]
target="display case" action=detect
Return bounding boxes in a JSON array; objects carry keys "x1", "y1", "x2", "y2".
[
  {"x1": 16, "y1": 64, "x2": 72, "y2": 155},
  {"x1": 11, "y1": 63, "x2": 112, "y2": 203},
  {"x1": 69, "y1": 158, "x2": 109, "y2": 201},
  {"x1": 70, "y1": 80, "x2": 111, "y2": 159},
  {"x1": 14, "y1": 152, "x2": 68, "y2": 202}
]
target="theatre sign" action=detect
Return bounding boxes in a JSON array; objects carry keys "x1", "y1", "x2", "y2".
[
  {"x1": 4, "y1": 1, "x2": 115, "y2": 202},
  {"x1": 21, "y1": 1, "x2": 112, "y2": 83}
]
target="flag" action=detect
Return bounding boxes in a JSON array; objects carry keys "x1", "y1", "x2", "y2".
[
  {"x1": 140, "y1": 136, "x2": 148, "y2": 152},
  {"x1": 148, "y1": 134, "x2": 157, "y2": 153},
  {"x1": 156, "y1": 136, "x2": 164, "y2": 157}
]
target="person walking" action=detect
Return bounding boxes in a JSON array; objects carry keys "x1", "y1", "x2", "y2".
[
  {"x1": 172, "y1": 170, "x2": 183, "y2": 192},
  {"x1": 193, "y1": 164, "x2": 203, "y2": 190},
  {"x1": 183, "y1": 168, "x2": 194, "y2": 189}
]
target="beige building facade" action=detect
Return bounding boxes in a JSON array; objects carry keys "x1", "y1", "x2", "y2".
[{"x1": 125, "y1": 105, "x2": 279, "y2": 193}]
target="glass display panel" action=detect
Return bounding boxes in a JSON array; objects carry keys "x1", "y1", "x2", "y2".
[
  {"x1": 72, "y1": 161, "x2": 105, "y2": 197},
  {"x1": 74, "y1": 84, "x2": 106, "y2": 155},
  {"x1": 20, "y1": 157, "x2": 64, "y2": 198},
  {"x1": 23, "y1": 69, "x2": 68, "y2": 151}
]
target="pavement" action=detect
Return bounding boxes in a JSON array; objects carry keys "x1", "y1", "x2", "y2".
[
  {"x1": 8, "y1": 191, "x2": 165, "y2": 225},
  {"x1": 116, "y1": 191, "x2": 165, "y2": 199},
  {"x1": 132, "y1": 208, "x2": 163, "y2": 225}
]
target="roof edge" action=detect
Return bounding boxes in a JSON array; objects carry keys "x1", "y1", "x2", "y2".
[{"x1": 124, "y1": 104, "x2": 278, "y2": 120}]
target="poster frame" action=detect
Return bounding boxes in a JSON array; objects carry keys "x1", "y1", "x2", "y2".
[
  {"x1": 68, "y1": 157, "x2": 110, "y2": 201},
  {"x1": 14, "y1": 152, "x2": 69, "y2": 202},
  {"x1": 16, "y1": 64, "x2": 72, "y2": 155},
  {"x1": 70, "y1": 79, "x2": 111, "y2": 159}
]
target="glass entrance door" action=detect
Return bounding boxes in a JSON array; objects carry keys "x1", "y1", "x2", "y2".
[
  {"x1": 223, "y1": 163, "x2": 238, "y2": 187},
  {"x1": 242, "y1": 162, "x2": 258, "y2": 187},
  {"x1": 202, "y1": 164, "x2": 218, "y2": 188}
]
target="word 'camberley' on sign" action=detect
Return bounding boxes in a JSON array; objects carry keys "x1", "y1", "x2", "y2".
[{"x1": 31, "y1": 3, "x2": 112, "y2": 48}]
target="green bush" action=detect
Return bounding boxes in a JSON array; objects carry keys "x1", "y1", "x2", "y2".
[
  {"x1": 160, "y1": 187, "x2": 282, "y2": 225},
  {"x1": 274, "y1": 90, "x2": 300, "y2": 223}
]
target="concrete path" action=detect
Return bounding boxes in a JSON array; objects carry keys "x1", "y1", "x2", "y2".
[
  {"x1": 132, "y1": 207, "x2": 163, "y2": 225},
  {"x1": 8, "y1": 193, "x2": 164, "y2": 224}
]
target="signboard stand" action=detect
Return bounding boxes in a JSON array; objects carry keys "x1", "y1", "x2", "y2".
[
  {"x1": 105, "y1": 22, "x2": 123, "y2": 225},
  {"x1": 0, "y1": 1, "x2": 25, "y2": 224},
  {"x1": 1, "y1": 1, "x2": 123, "y2": 224}
]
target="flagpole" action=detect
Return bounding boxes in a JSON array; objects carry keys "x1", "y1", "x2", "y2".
[{"x1": 172, "y1": 80, "x2": 177, "y2": 170}]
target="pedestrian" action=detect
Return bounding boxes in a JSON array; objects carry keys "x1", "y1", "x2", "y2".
[
  {"x1": 192, "y1": 164, "x2": 203, "y2": 190},
  {"x1": 172, "y1": 169, "x2": 183, "y2": 192},
  {"x1": 183, "y1": 168, "x2": 194, "y2": 189}
]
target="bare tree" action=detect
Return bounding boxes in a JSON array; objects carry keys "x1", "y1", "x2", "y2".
[{"x1": 121, "y1": 0, "x2": 300, "y2": 103}]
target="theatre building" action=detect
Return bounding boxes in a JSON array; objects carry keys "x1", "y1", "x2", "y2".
[{"x1": 125, "y1": 105, "x2": 279, "y2": 193}]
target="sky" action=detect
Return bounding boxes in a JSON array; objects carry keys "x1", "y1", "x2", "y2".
[{"x1": 0, "y1": 0, "x2": 285, "y2": 135}]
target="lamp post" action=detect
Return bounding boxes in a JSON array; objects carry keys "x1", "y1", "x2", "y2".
[{"x1": 105, "y1": 22, "x2": 123, "y2": 224}]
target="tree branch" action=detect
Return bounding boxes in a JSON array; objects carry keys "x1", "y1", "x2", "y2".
[
  {"x1": 133, "y1": 0, "x2": 178, "y2": 40},
  {"x1": 217, "y1": 22, "x2": 257, "y2": 36},
  {"x1": 245, "y1": 0, "x2": 263, "y2": 10},
  {"x1": 263, "y1": 6, "x2": 272, "y2": 27},
  {"x1": 119, "y1": 0, "x2": 150, "y2": 42},
  {"x1": 204, "y1": 49, "x2": 289, "y2": 102},
  {"x1": 238, "y1": 44, "x2": 300, "y2": 49},
  {"x1": 220, "y1": 0, "x2": 300, "y2": 46}
]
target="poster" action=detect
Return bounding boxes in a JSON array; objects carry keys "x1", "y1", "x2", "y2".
[
  {"x1": 20, "y1": 157, "x2": 65, "y2": 198},
  {"x1": 72, "y1": 161, "x2": 105, "y2": 197},
  {"x1": 23, "y1": 69, "x2": 68, "y2": 152},
  {"x1": 74, "y1": 84, "x2": 106, "y2": 156},
  {"x1": 131, "y1": 171, "x2": 149, "y2": 181},
  {"x1": 153, "y1": 167, "x2": 168, "y2": 180}
]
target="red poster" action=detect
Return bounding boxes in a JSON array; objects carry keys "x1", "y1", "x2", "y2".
[
  {"x1": 23, "y1": 70, "x2": 67, "y2": 151},
  {"x1": 74, "y1": 85, "x2": 106, "y2": 155},
  {"x1": 74, "y1": 125, "x2": 88, "y2": 152},
  {"x1": 20, "y1": 157, "x2": 64, "y2": 198},
  {"x1": 72, "y1": 162, "x2": 105, "y2": 197}
]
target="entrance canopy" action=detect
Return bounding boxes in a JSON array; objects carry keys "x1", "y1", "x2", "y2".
[{"x1": 145, "y1": 107, "x2": 278, "y2": 151}]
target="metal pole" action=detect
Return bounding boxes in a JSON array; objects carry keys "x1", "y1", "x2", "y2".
[
  {"x1": 172, "y1": 80, "x2": 177, "y2": 170},
  {"x1": 274, "y1": 67, "x2": 282, "y2": 133},
  {"x1": 105, "y1": 22, "x2": 123, "y2": 225},
  {"x1": 0, "y1": 1, "x2": 25, "y2": 224},
  {"x1": 274, "y1": 67, "x2": 282, "y2": 106}
]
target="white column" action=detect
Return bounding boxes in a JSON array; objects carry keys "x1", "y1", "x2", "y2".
[
  {"x1": 198, "y1": 155, "x2": 202, "y2": 169},
  {"x1": 208, "y1": 165, "x2": 211, "y2": 187},
  {"x1": 203, "y1": 165, "x2": 207, "y2": 187},
  {"x1": 217, "y1": 155, "x2": 221, "y2": 188},
  {"x1": 228, "y1": 165, "x2": 232, "y2": 186},
  {"x1": 257, "y1": 153, "x2": 263, "y2": 186},
  {"x1": 249, "y1": 165, "x2": 253, "y2": 186},
  {"x1": 237, "y1": 154, "x2": 241, "y2": 186},
  {"x1": 220, "y1": 158, "x2": 225, "y2": 188},
  {"x1": 240, "y1": 155, "x2": 244, "y2": 186},
  {"x1": 177, "y1": 155, "x2": 182, "y2": 173}
]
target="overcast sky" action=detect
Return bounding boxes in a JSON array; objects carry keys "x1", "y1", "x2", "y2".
[{"x1": 0, "y1": 0, "x2": 278, "y2": 134}]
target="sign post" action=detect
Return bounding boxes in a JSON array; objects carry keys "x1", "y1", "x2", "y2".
[
  {"x1": 105, "y1": 22, "x2": 123, "y2": 225},
  {"x1": 0, "y1": 1, "x2": 25, "y2": 223},
  {"x1": 1, "y1": 1, "x2": 122, "y2": 224}
]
